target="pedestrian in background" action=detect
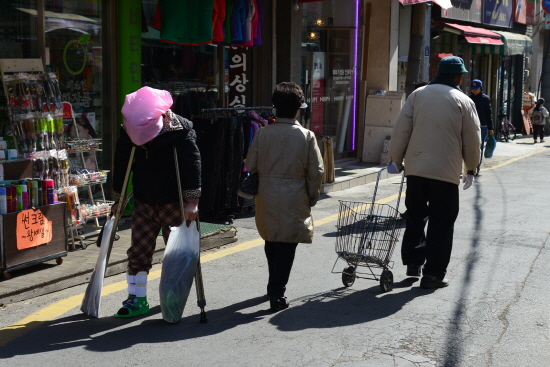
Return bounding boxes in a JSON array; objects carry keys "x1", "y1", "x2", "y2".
[
  {"x1": 530, "y1": 98, "x2": 549, "y2": 143},
  {"x1": 389, "y1": 56, "x2": 481, "y2": 289},
  {"x1": 245, "y1": 82, "x2": 324, "y2": 311},
  {"x1": 469, "y1": 79, "x2": 494, "y2": 175}
]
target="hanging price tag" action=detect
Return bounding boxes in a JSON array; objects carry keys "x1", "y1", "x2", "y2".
[{"x1": 16, "y1": 208, "x2": 53, "y2": 250}]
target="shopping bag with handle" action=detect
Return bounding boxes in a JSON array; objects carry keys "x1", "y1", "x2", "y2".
[
  {"x1": 484, "y1": 135, "x2": 496, "y2": 159},
  {"x1": 159, "y1": 222, "x2": 200, "y2": 323}
]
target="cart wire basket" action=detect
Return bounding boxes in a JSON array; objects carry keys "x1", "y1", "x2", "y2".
[{"x1": 332, "y1": 168, "x2": 405, "y2": 292}]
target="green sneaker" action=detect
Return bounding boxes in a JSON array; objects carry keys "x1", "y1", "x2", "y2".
[{"x1": 115, "y1": 295, "x2": 150, "y2": 318}]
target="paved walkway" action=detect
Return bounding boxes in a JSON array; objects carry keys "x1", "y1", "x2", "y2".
[{"x1": 0, "y1": 135, "x2": 542, "y2": 305}]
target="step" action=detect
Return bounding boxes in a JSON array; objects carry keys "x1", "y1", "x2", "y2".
[{"x1": 322, "y1": 162, "x2": 388, "y2": 194}]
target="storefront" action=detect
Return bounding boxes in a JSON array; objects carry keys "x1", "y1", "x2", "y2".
[
  {"x1": 431, "y1": 0, "x2": 534, "y2": 132},
  {"x1": 299, "y1": 0, "x2": 361, "y2": 159}
]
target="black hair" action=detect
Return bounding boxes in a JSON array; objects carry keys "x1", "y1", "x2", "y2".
[
  {"x1": 272, "y1": 82, "x2": 305, "y2": 118},
  {"x1": 534, "y1": 98, "x2": 545, "y2": 112}
]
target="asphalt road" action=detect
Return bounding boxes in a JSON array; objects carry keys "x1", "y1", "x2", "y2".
[{"x1": 1, "y1": 139, "x2": 549, "y2": 367}]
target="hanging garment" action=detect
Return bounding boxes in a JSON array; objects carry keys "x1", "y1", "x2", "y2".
[
  {"x1": 231, "y1": 0, "x2": 247, "y2": 43},
  {"x1": 253, "y1": 0, "x2": 263, "y2": 45},
  {"x1": 159, "y1": 0, "x2": 214, "y2": 45},
  {"x1": 212, "y1": 0, "x2": 227, "y2": 42},
  {"x1": 223, "y1": 0, "x2": 234, "y2": 44}
]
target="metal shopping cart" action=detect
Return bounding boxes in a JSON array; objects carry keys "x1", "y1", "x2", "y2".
[{"x1": 332, "y1": 167, "x2": 405, "y2": 292}]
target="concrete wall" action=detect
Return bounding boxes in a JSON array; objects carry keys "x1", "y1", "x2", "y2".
[
  {"x1": 364, "y1": 0, "x2": 397, "y2": 90},
  {"x1": 275, "y1": 2, "x2": 302, "y2": 84}
]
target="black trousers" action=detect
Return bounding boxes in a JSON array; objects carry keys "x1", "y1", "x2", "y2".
[
  {"x1": 401, "y1": 176, "x2": 459, "y2": 279},
  {"x1": 264, "y1": 241, "x2": 298, "y2": 298},
  {"x1": 533, "y1": 124, "x2": 544, "y2": 140}
]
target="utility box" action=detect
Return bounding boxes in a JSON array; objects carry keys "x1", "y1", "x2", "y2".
[
  {"x1": 364, "y1": 91, "x2": 405, "y2": 128},
  {"x1": 362, "y1": 91, "x2": 405, "y2": 163}
]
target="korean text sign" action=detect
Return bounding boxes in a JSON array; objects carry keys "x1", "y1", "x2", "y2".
[{"x1": 16, "y1": 209, "x2": 53, "y2": 250}]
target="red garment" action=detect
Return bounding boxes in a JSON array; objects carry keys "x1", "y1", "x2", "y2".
[{"x1": 212, "y1": 0, "x2": 227, "y2": 42}]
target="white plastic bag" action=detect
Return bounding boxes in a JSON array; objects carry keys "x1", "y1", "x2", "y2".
[
  {"x1": 159, "y1": 222, "x2": 200, "y2": 323},
  {"x1": 80, "y1": 216, "x2": 115, "y2": 317}
]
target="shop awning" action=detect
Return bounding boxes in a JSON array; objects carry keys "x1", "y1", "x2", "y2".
[
  {"x1": 399, "y1": 0, "x2": 453, "y2": 10},
  {"x1": 493, "y1": 31, "x2": 533, "y2": 55},
  {"x1": 439, "y1": 22, "x2": 504, "y2": 46}
]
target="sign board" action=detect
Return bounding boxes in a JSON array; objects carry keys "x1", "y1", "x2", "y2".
[
  {"x1": 546, "y1": 13, "x2": 550, "y2": 29},
  {"x1": 544, "y1": 0, "x2": 550, "y2": 14},
  {"x1": 16, "y1": 208, "x2": 53, "y2": 250}
]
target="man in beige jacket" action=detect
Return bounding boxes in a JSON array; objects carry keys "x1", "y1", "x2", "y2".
[{"x1": 389, "y1": 56, "x2": 481, "y2": 289}]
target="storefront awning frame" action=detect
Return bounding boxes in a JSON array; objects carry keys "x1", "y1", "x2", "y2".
[{"x1": 492, "y1": 30, "x2": 533, "y2": 56}]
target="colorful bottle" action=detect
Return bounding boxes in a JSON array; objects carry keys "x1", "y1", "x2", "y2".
[
  {"x1": 0, "y1": 187, "x2": 7, "y2": 214},
  {"x1": 21, "y1": 184, "x2": 29, "y2": 209},
  {"x1": 45, "y1": 179, "x2": 55, "y2": 205},
  {"x1": 16, "y1": 184, "x2": 23, "y2": 211}
]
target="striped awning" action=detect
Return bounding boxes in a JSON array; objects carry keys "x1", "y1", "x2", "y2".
[
  {"x1": 433, "y1": 23, "x2": 506, "y2": 55},
  {"x1": 493, "y1": 31, "x2": 533, "y2": 55}
]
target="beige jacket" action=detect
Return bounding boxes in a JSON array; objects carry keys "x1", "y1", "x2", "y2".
[
  {"x1": 390, "y1": 83, "x2": 481, "y2": 185},
  {"x1": 245, "y1": 118, "x2": 324, "y2": 244}
]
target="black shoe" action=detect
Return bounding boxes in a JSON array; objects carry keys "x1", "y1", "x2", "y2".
[
  {"x1": 420, "y1": 275, "x2": 449, "y2": 289},
  {"x1": 270, "y1": 296, "x2": 289, "y2": 312},
  {"x1": 406, "y1": 265, "x2": 422, "y2": 277}
]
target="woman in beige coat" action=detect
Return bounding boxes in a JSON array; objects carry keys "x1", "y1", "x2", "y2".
[{"x1": 246, "y1": 82, "x2": 324, "y2": 311}]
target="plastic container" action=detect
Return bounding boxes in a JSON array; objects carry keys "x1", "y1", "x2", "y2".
[
  {"x1": 0, "y1": 187, "x2": 7, "y2": 214},
  {"x1": 45, "y1": 179, "x2": 55, "y2": 205}
]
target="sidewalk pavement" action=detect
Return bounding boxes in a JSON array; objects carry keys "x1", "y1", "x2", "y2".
[{"x1": 0, "y1": 135, "x2": 542, "y2": 305}]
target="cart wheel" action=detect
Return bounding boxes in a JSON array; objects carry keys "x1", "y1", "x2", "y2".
[
  {"x1": 56, "y1": 257, "x2": 64, "y2": 265},
  {"x1": 81, "y1": 241, "x2": 87, "y2": 250},
  {"x1": 380, "y1": 269, "x2": 393, "y2": 292},
  {"x1": 114, "y1": 234, "x2": 120, "y2": 241},
  {"x1": 342, "y1": 266, "x2": 356, "y2": 287},
  {"x1": 2, "y1": 271, "x2": 11, "y2": 280}
]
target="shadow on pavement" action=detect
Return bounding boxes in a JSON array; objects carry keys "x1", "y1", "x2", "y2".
[
  {"x1": 0, "y1": 295, "x2": 272, "y2": 357},
  {"x1": 0, "y1": 281, "x2": 433, "y2": 357},
  {"x1": 269, "y1": 282, "x2": 433, "y2": 332}
]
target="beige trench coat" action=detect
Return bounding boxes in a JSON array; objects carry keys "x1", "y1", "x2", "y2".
[{"x1": 245, "y1": 118, "x2": 324, "y2": 244}]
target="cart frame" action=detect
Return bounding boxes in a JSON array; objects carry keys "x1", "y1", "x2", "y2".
[{"x1": 331, "y1": 167, "x2": 405, "y2": 292}]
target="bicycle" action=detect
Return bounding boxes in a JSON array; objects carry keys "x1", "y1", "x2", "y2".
[{"x1": 497, "y1": 107, "x2": 516, "y2": 142}]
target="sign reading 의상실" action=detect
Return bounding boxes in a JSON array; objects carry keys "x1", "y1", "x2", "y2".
[{"x1": 16, "y1": 208, "x2": 53, "y2": 250}]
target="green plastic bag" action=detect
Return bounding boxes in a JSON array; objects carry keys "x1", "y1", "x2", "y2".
[{"x1": 484, "y1": 135, "x2": 496, "y2": 159}]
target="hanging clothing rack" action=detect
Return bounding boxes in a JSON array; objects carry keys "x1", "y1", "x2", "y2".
[
  {"x1": 200, "y1": 106, "x2": 274, "y2": 120},
  {"x1": 201, "y1": 106, "x2": 274, "y2": 112}
]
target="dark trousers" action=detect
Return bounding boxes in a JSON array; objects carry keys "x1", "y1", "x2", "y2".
[
  {"x1": 533, "y1": 124, "x2": 544, "y2": 140},
  {"x1": 478, "y1": 126, "x2": 488, "y2": 170},
  {"x1": 401, "y1": 176, "x2": 459, "y2": 279},
  {"x1": 264, "y1": 241, "x2": 298, "y2": 298}
]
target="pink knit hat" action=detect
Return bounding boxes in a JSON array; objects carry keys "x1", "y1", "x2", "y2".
[{"x1": 121, "y1": 87, "x2": 173, "y2": 145}]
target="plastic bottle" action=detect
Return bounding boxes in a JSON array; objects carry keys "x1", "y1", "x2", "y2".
[
  {"x1": 31, "y1": 180, "x2": 39, "y2": 207},
  {"x1": 0, "y1": 187, "x2": 6, "y2": 214},
  {"x1": 5, "y1": 185, "x2": 13, "y2": 212},
  {"x1": 45, "y1": 179, "x2": 55, "y2": 205},
  {"x1": 21, "y1": 184, "x2": 29, "y2": 210},
  {"x1": 16, "y1": 184, "x2": 23, "y2": 211},
  {"x1": 41, "y1": 180, "x2": 48, "y2": 205}
]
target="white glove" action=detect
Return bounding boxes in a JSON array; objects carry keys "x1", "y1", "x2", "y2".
[
  {"x1": 462, "y1": 174, "x2": 474, "y2": 190},
  {"x1": 387, "y1": 162, "x2": 403, "y2": 174}
]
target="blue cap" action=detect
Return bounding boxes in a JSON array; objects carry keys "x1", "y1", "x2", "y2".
[{"x1": 470, "y1": 79, "x2": 482, "y2": 89}]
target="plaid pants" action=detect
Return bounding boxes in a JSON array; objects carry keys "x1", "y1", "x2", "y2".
[{"x1": 128, "y1": 199, "x2": 183, "y2": 275}]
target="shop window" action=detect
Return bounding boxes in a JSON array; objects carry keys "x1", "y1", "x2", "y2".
[
  {"x1": 44, "y1": 0, "x2": 103, "y2": 141},
  {"x1": 300, "y1": 1, "x2": 359, "y2": 156},
  {"x1": 0, "y1": 1, "x2": 39, "y2": 59},
  {"x1": 141, "y1": 1, "x2": 222, "y2": 118}
]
